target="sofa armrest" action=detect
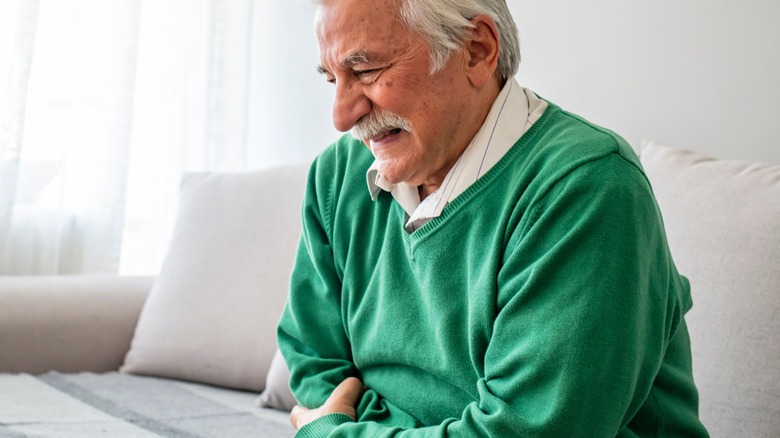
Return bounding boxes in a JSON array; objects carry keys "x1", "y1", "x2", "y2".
[{"x1": 0, "y1": 275, "x2": 153, "y2": 374}]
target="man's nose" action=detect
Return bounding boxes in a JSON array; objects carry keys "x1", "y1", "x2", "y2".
[{"x1": 332, "y1": 81, "x2": 371, "y2": 132}]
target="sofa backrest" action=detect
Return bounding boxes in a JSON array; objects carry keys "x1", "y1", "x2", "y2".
[{"x1": 640, "y1": 141, "x2": 780, "y2": 437}]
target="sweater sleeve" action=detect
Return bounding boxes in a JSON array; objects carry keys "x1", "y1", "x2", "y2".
[
  {"x1": 292, "y1": 153, "x2": 686, "y2": 437},
  {"x1": 278, "y1": 146, "x2": 426, "y2": 434},
  {"x1": 482, "y1": 153, "x2": 682, "y2": 434},
  {"x1": 277, "y1": 154, "x2": 358, "y2": 409}
]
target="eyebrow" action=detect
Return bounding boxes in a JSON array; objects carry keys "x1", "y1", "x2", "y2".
[
  {"x1": 317, "y1": 50, "x2": 381, "y2": 75},
  {"x1": 343, "y1": 50, "x2": 373, "y2": 66}
]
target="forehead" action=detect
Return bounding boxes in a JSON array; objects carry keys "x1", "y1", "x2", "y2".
[{"x1": 315, "y1": 0, "x2": 410, "y2": 66}]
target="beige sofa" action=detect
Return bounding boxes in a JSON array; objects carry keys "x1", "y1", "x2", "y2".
[{"x1": 1, "y1": 142, "x2": 778, "y2": 437}]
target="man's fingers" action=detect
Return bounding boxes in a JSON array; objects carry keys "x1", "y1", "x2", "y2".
[
  {"x1": 290, "y1": 378, "x2": 366, "y2": 430},
  {"x1": 326, "y1": 377, "x2": 365, "y2": 408},
  {"x1": 322, "y1": 377, "x2": 365, "y2": 421},
  {"x1": 290, "y1": 405, "x2": 301, "y2": 429},
  {"x1": 290, "y1": 405, "x2": 309, "y2": 429}
]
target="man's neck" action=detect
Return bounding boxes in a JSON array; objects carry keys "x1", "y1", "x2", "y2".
[
  {"x1": 418, "y1": 184, "x2": 435, "y2": 201},
  {"x1": 416, "y1": 78, "x2": 502, "y2": 200}
]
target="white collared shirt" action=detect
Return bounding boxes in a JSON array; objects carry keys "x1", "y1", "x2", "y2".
[{"x1": 366, "y1": 78, "x2": 547, "y2": 233}]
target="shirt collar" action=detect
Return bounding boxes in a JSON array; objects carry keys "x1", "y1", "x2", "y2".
[{"x1": 365, "y1": 78, "x2": 534, "y2": 219}]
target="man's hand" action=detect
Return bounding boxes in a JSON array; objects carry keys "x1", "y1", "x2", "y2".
[{"x1": 290, "y1": 377, "x2": 366, "y2": 430}]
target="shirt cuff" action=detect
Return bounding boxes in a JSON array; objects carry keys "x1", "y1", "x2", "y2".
[{"x1": 295, "y1": 413, "x2": 354, "y2": 437}]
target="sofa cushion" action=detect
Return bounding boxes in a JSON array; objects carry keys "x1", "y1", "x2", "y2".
[
  {"x1": 639, "y1": 141, "x2": 780, "y2": 436},
  {"x1": 121, "y1": 163, "x2": 310, "y2": 391},
  {"x1": 0, "y1": 372, "x2": 293, "y2": 437},
  {"x1": 256, "y1": 349, "x2": 297, "y2": 411}
]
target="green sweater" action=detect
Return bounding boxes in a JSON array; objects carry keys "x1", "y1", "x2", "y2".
[{"x1": 278, "y1": 101, "x2": 709, "y2": 437}]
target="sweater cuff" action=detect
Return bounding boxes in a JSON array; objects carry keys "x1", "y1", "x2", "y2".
[{"x1": 295, "y1": 413, "x2": 354, "y2": 437}]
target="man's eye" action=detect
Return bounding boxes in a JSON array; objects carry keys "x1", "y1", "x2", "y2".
[{"x1": 355, "y1": 69, "x2": 380, "y2": 80}]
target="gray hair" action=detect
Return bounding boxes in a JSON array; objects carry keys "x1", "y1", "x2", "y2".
[
  {"x1": 351, "y1": 109, "x2": 412, "y2": 141},
  {"x1": 315, "y1": 0, "x2": 521, "y2": 82},
  {"x1": 399, "y1": 0, "x2": 520, "y2": 81}
]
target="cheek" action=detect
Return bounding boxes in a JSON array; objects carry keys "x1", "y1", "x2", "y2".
[
  {"x1": 413, "y1": 100, "x2": 461, "y2": 156},
  {"x1": 364, "y1": 82, "x2": 405, "y2": 111}
]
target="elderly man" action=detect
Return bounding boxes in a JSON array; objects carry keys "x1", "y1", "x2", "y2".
[{"x1": 277, "y1": 0, "x2": 709, "y2": 436}]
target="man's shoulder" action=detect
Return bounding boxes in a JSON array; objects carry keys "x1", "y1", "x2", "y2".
[
  {"x1": 494, "y1": 100, "x2": 650, "y2": 211},
  {"x1": 512, "y1": 101, "x2": 644, "y2": 183},
  {"x1": 530, "y1": 101, "x2": 638, "y2": 166}
]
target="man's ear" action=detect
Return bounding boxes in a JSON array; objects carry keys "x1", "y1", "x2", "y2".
[{"x1": 463, "y1": 15, "x2": 500, "y2": 88}]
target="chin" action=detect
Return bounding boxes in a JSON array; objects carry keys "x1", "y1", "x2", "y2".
[{"x1": 375, "y1": 162, "x2": 410, "y2": 186}]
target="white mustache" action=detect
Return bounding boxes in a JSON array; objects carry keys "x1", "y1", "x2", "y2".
[{"x1": 350, "y1": 110, "x2": 412, "y2": 141}]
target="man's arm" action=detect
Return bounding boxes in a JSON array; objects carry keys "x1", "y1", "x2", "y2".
[
  {"x1": 277, "y1": 152, "x2": 425, "y2": 431},
  {"x1": 277, "y1": 156, "x2": 357, "y2": 409},
  {"x1": 285, "y1": 154, "x2": 686, "y2": 437}
]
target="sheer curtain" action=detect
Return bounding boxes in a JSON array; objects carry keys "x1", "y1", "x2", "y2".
[
  {"x1": 0, "y1": 0, "x2": 142, "y2": 274},
  {"x1": 120, "y1": 0, "x2": 257, "y2": 274},
  {"x1": 0, "y1": 0, "x2": 260, "y2": 275}
]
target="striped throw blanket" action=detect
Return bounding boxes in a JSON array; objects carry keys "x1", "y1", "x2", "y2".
[{"x1": 0, "y1": 372, "x2": 294, "y2": 437}]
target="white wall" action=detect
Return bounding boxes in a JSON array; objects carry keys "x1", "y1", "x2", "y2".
[
  {"x1": 248, "y1": 0, "x2": 339, "y2": 168},
  {"x1": 253, "y1": 1, "x2": 780, "y2": 166},
  {"x1": 510, "y1": 0, "x2": 780, "y2": 164}
]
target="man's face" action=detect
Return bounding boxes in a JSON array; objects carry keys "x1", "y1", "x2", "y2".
[{"x1": 315, "y1": 0, "x2": 473, "y2": 188}]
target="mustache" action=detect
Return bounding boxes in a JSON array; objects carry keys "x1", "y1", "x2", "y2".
[{"x1": 350, "y1": 110, "x2": 412, "y2": 141}]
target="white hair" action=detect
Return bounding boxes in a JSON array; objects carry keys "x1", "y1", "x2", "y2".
[
  {"x1": 315, "y1": 0, "x2": 521, "y2": 82},
  {"x1": 399, "y1": 0, "x2": 520, "y2": 81},
  {"x1": 351, "y1": 109, "x2": 412, "y2": 141}
]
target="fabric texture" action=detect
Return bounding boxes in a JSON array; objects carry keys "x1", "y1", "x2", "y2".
[
  {"x1": 256, "y1": 349, "x2": 297, "y2": 411},
  {"x1": 278, "y1": 102, "x2": 708, "y2": 436},
  {"x1": 0, "y1": 372, "x2": 293, "y2": 437},
  {"x1": 639, "y1": 141, "x2": 780, "y2": 437},
  {"x1": 121, "y1": 164, "x2": 309, "y2": 391}
]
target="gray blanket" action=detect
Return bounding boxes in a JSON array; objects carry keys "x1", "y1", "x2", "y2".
[{"x1": 0, "y1": 372, "x2": 294, "y2": 437}]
